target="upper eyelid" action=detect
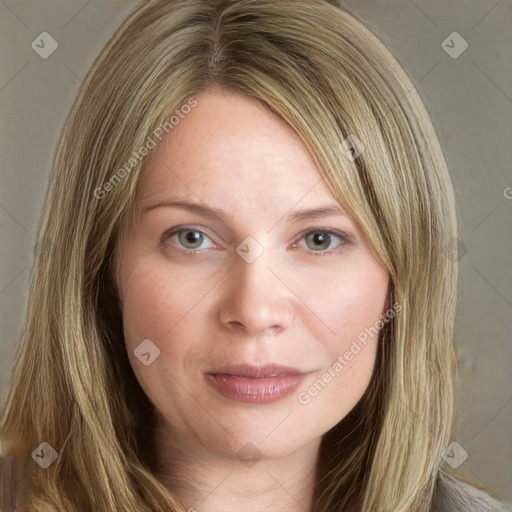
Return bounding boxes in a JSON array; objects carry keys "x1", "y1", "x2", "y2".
[{"x1": 301, "y1": 227, "x2": 349, "y2": 239}]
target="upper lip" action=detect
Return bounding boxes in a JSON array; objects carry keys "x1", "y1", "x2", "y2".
[{"x1": 207, "y1": 363, "x2": 305, "y2": 378}]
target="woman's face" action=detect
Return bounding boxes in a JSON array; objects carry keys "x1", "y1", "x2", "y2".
[{"x1": 115, "y1": 87, "x2": 389, "y2": 463}]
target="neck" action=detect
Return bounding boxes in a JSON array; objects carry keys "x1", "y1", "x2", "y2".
[{"x1": 152, "y1": 424, "x2": 320, "y2": 512}]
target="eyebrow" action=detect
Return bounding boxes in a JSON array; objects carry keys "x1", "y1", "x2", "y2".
[{"x1": 141, "y1": 199, "x2": 347, "y2": 223}]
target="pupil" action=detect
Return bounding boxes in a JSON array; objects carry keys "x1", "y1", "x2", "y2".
[
  {"x1": 312, "y1": 232, "x2": 329, "y2": 250},
  {"x1": 184, "y1": 231, "x2": 202, "y2": 247}
]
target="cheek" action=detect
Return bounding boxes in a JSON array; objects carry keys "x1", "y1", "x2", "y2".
[
  {"x1": 295, "y1": 284, "x2": 386, "y2": 423},
  {"x1": 118, "y1": 266, "x2": 189, "y2": 396},
  {"x1": 292, "y1": 259, "x2": 388, "y2": 411},
  {"x1": 119, "y1": 259, "x2": 202, "y2": 405},
  {"x1": 294, "y1": 257, "x2": 389, "y2": 352},
  {"x1": 118, "y1": 253, "x2": 224, "y2": 390},
  {"x1": 119, "y1": 256, "x2": 209, "y2": 346}
]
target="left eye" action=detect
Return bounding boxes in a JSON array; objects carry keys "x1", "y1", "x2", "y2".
[
  {"x1": 165, "y1": 228, "x2": 215, "y2": 250},
  {"x1": 301, "y1": 230, "x2": 348, "y2": 252}
]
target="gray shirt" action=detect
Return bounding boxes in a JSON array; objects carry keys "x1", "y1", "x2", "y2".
[{"x1": 432, "y1": 471, "x2": 512, "y2": 511}]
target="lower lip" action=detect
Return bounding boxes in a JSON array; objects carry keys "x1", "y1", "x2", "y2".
[{"x1": 206, "y1": 373, "x2": 307, "y2": 403}]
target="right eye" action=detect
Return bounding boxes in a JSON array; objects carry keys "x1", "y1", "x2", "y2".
[{"x1": 161, "y1": 227, "x2": 216, "y2": 253}]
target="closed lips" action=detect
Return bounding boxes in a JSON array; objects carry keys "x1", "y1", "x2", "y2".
[
  {"x1": 207, "y1": 364, "x2": 304, "y2": 378},
  {"x1": 205, "y1": 367, "x2": 308, "y2": 403}
]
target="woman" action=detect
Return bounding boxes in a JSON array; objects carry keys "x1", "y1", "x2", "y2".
[{"x1": 0, "y1": 1, "x2": 509, "y2": 511}]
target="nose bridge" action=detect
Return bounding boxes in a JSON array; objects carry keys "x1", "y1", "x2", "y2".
[
  {"x1": 218, "y1": 239, "x2": 294, "y2": 335},
  {"x1": 236, "y1": 243, "x2": 276, "y2": 300}
]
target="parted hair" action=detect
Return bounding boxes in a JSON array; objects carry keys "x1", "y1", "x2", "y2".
[{"x1": 0, "y1": 1, "x2": 461, "y2": 510}]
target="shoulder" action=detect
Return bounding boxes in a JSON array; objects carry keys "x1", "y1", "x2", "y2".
[{"x1": 431, "y1": 471, "x2": 512, "y2": 512}]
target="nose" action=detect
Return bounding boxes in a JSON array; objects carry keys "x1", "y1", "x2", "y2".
[{"x1": 218, "y1": 247, "x2": 295, "y2": 337}]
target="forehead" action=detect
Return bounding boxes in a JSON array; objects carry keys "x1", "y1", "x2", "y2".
[{"x1": 135, "y1": 88, "x2": 331, "y2": 209}]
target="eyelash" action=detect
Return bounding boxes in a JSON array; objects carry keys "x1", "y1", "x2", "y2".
[
  {"x1": 292, "y1": 229, "x2": 351, "y2": 254},
  {"x1": 160, "y1": 226, "x2": 351, "y2": 256}
]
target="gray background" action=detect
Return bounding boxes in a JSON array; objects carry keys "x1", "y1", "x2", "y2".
[{"x1": 1, "y1": 0, "x2": 511, "y2": 504}]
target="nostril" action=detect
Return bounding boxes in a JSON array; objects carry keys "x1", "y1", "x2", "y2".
[
  {"x1": 264, "y1": 325, "x2": 280, "y2": 336},
  {"x1": 227, "y1": 320, "x2": 244, "y2": 330}
]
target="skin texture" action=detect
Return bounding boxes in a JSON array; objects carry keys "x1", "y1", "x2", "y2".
[{"x1": 114, "y1": 87, "x2": 390, "y2": 512}]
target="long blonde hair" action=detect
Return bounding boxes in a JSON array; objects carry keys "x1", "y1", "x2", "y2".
[{"x1": 0, "y1": 1, "x2": 460, "y2": 510}]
